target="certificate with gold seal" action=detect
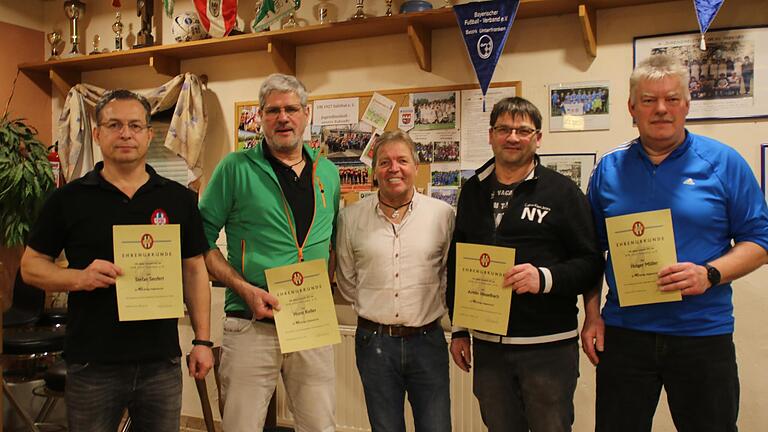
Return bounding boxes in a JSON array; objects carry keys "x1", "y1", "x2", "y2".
[
  {"x1": 606, "y1": 209, "x2": 682, "y2": 307},
  {"x1": 113, "y1": 224, "x2": 184, "y2": 321},
  {"x1": 453, "y1": 243, "x2": 515, "y2": 335},
  {"x1": 265, "y1": 259, "x2": 341, "y2": 353}
]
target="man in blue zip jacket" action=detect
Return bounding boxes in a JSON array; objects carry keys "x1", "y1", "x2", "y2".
[{"x1": 583, "y1": 54, "x2": 768, "y2": 432}]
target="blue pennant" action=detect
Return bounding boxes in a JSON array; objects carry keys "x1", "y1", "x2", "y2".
[
  {"x1": 693, "y1": 0, "x2": 725, "y2": 50},
  {"x1": 454, "y1": 0, "x2": 520, "y2": 110}
]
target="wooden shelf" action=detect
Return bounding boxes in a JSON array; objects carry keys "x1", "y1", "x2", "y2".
[{"x1": 19, "y1": 0, "x2": 672, "y2": 95}]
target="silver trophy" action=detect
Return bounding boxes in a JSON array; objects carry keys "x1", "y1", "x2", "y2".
[
  {"x1": 112, "y1": 11, "x2": 124, "y2": 51},
  {"x1": 314, "y1": 0, "x2": 335, "y2": 24},
  {"x1": 89, "y1": 35, "x2": 101, "y2": 55},
  {"x1": 47, "y1": 31, "x2": 62, "y2": 60},
  {"x1": 351, "y1": 0, "x2": 366, "y2": 20},
  {"x1": 283, "y1": 12, "x2": 298, "y2": 29},
  {"x1": 63, "y1": 0, "x2": 86, "y2": 56}
]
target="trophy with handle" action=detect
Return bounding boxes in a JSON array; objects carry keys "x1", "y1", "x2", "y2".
[{"x1": 47, "y1": 31, "x2": 62, "y2": 60}]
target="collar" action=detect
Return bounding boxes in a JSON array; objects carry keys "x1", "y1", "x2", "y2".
[
  {"x1": 476, "y1": 154, "x2": 540, "y2": 183},
  {"x1": 262, "y1": 140, "x2": 309, "y2": 169},
  {"x1": 372, "y1": 188, "x2": 421, "y2": 216},
  {"x1": 80, "y1": 161, "x2": 166, "y2": 188},
  {"x1": 633, "y1": 129, "x2": 692, "y2": 163}
]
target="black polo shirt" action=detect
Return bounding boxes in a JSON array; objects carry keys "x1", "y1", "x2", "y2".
[
  {"x1": 27, "y1": 162, "x2": 208, "y2": 363},
  {"x1": 263, "y1": 144, "x2": 314, "y2": 247}
]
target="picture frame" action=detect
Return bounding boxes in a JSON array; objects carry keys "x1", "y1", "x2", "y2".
[
  {"x1": 234, "y1": 100, "x2": 261, "y2": 151},
  {"x1": 548, "y1": 81, "x2": 610, "y2": 132},
  {"x1": 633, "y1": 25, "x2": 767, "y2": 121},
  {"x1": 538, "y1": 153, "x2": 597, "y2": 192},
  {"x1": 761, "y1": 144, "x2": 768, "y2": 201}
]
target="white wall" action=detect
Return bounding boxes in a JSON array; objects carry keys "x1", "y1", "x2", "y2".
[
  {"x1": 0, "y1": 0, "x2": 45, "y2": 32},
  {"x1": 18, "y1": 0, "x2": 768, "y2": 429}
]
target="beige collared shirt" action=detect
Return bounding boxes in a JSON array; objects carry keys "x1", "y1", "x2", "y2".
[{"x1": 336, "y1": 191, "x2": 455, "y2": 327}]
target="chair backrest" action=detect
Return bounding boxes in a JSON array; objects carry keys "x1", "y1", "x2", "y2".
[
  {"x1": 187, "y1": 346, "x2": 223, "y2": 432},
  {"x1": 3, "y1": 270, "x2": 45, "y2": 328}
]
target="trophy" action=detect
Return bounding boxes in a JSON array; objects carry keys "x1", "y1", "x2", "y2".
[
  {"x1": 283, "y1": 12, "x2": 298, "y2": 29},
  {"x1": 47, "y1": 31, "x2": 62, "y2": 60},
  {"x1": 385, "y1": 0, "x2": 393, "y2": 16},
  {"x1": 112, "y1": 11, "x2": 124, "y2": 51},
  {"x1": 89, "y1": 35, "x2": 101, "y2": 55},
  {"x1": 134, "y1": 0, "x2": 155, "y2": 48},
  {"x1": 351, "y1": 0, "x2": 366, "y2": 20},
  {"x1": 314, "y1": 0, "x2": 335, "y2": 24},
  {"x1": 63, "y1": 0, "x2": 86, "y2": 56}
]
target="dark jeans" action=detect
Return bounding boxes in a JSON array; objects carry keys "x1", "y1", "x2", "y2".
[
  {"x1": 355, "y1": 324, "x2": 451, "y2": 432},
  {"x1": 596, "y1": 326, "x2": 739, "y2": 432},
  {"x1": 66, "y1": 357, "x2": 182, "y2": 432},
  {"x1": 473, "y1": 339, "x2": 579, "y2": 432}
]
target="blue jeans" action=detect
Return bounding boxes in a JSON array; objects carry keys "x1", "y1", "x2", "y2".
[
  {"x1": 355, "y1": 324, "x2": 451, "y2": 432},
  {"x1": 473, "y1": 339, "x2": 579, "y2": 432},
  {"x1": 596, "y1": 326, "x2": 739, "y2": 432},
  {"x1": 65, "y1": 357, "x2": 182, "y2": 432}
]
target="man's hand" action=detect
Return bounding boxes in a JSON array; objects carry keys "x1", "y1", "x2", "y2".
[
  {"x1": 503, "y1": 263, "x2": 541, "y2": 294},
  {"x1": 450, "y1": 337, "x2": 472, "y2": 372},
  {"x1": 244, "y1": 285, "x2": 281, "y2": 319},
  {"x1": 75, "y1": 259, "x2": 123, "y2": 291},
  {"x1": 657, "y1": 262, "x2": 709, "y2": 296},
  {"x1": 581, "y1": 313, "x2": 605, "y2": 366},
  {"x1": 187, "y1": 345, "x2": 214, "y2": 380}
]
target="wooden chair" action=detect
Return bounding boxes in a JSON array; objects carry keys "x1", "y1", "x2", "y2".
[{"x1": 187, "y1": 346, "x2": 223, "y2": 432}]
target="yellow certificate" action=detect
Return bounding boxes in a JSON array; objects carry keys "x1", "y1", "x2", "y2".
[
  {"x1": 265, "y1": 259, "x2": 341, "y2": 353},
  {"x1": 606, "y1": 209, "x2": 682, "y2": 307},
  {"x1": 113, "y1": 224, "x2": 184, "y2": 321},
  {"x1": 453, "y1": 243, "x2": 515, "y2": 335}
]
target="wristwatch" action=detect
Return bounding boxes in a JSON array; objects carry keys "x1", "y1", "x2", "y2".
[{"x1": 704, "y1": 263, "x2": 721, "y2": 288}]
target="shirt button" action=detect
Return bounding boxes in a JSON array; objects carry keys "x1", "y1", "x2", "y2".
[
  {"x1": 395, "y1": 313, "x2": 399, "y2": 318},
  {"x1": 395, "y1": 293, "x2": 399, "y2": 297},
  {"x1": 395, "y1": 273, "x2": 399, "y2": 278},
  {"x1": 395, "y1": 253, "x2": 399, "y2": 258}
]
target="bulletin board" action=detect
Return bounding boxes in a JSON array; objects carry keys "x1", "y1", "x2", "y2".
[{"x1": 234, "y1": 81, "x2": 522, "y2": 207}]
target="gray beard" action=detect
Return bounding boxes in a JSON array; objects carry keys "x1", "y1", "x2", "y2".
[{"x1": 265, "y1": 138, "x2": 302, "y2": 154}]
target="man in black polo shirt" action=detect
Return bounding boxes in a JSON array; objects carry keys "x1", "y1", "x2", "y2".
[{"x1": 21, "y1": 89, "x2": 214, "y2": 432}]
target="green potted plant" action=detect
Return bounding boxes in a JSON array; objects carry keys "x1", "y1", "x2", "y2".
[{"x1": 0, "y1": 114, "x2": 54, "y2": 247}]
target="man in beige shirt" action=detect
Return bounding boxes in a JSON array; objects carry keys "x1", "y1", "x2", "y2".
[{"x1": 336, "y1": 130, "x2": 454, "y2": 432}]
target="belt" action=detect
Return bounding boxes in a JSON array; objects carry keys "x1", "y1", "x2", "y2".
[
  {"x1": 225, "y1": 310, "x2": 275, "y2": 325},
  {"x1": 357, "y1": 316, "x2": 439, "y2": 337},
  {"x1": 472, "y1": 329, "x2": 579, "y2": 345}
]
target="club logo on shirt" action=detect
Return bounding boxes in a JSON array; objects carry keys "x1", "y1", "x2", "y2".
[
  {"x1": 291, "y1": 272, "x2": 304, "y2": 286},
  {"x1": 479, "y1": 253, "x2": 491, "y2": 268},
  {"x1": 632, "y1": 221, "x2": 645, "y2": 237},
  {"x1": 141, "y1": 233, "x2": 154, "y2": 250},
  {"x1": 520, "y1": 203, "x2": 551, "y2": 224},
  {"x1": 151, "y1": 209, "x2": 168, "y2": 225}
]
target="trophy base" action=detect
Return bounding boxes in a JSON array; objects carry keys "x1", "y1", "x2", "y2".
[{"x1": 133, "y1": 35, "x2": 155, "y2": 49}]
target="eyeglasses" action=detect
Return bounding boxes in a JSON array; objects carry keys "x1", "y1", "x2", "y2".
[
  {"x1": 491, "y1": 126, "x2": 540, "y2": 139},
  {"x1": 261, "y1": 104, "x2": 305, "y2": 119},
  {"x1": 99, "y1": 121, "x2": 150, "y2": 134}
]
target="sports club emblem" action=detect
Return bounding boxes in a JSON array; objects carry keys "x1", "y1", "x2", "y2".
[
  {"x1": 291, "y1": 271, "x2": 304, "y2": 286},
  {"x1": 632, "y1": 221, "x2": 645, "y2": 237},
  {"x1": 209, "y1": 0, "x2": 221, "y2": 17},
  {"x1": 479, "y1": 253, "x2": 491, "y2": 268},
  {"x1": 141, "y1": 233, "x2": 154, "y2": 250},
  {"x1": 151, "y1": 209, "x2": 168, "y2": 225}
]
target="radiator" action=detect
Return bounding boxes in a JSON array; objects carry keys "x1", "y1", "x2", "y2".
[{"x1": 277, "y1": 325, "x2": 487, "y2": 432}]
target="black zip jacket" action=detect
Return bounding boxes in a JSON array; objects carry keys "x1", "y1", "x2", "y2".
[{"x1": 447, "y1": 156, "x2": 604, "y2": 342}]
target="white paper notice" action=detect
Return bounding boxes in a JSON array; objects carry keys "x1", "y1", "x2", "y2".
[
  {"x1": 361, "y1": 93, "x2": 396, "y2": 131},
  {"x1": 460, "y1": 87, "x2": 517, "y2": 170},
  {"x1": 313, "y1": 98, "x2": 359, "y2": 126},
  {"x1": 562, "y1": 115, "x2": 585, "y2": 130}
]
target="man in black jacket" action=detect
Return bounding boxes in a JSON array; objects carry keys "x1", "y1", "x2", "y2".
[{"x1": 447, "y1": 97, "x2": 603, "y2": 432}]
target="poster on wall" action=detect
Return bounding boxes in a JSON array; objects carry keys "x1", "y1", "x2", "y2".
[
  {"x1": 538, "y1": 153, "x2": 597, "y2": 193},
  {"x1": 548, "y1": 81, "x2": 610, "y2": 132},
  {"x1": 634, "y1": 25, "x2": 768, "y2": 120},
  {"x1": 234, "y1": 101, "x2": 262, "y2": 151}
]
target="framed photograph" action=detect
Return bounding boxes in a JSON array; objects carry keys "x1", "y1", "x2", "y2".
[
  {"x1": 538, "y1": 153, "x2": 597, "y2": 192},
  {"x1": 234, "y1": 100, "x2": 262, "y2": 151},
  {"x1": 761, "y1": 144, "x2": 768, "y2": 201},
  {"x1": 411, "y1": 91, "x2": 458, "y2": 130},
  {"x1": 548, "y1": 81, "x2": 610, "y2": 132},
  {"x1": 634, "y1": 25, "x2": 768, "y2": 120}
]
